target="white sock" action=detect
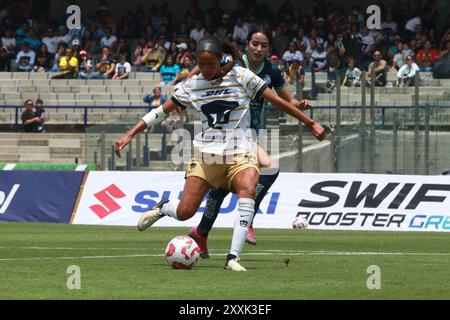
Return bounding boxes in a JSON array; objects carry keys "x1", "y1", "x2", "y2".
[
  {"x1": 161, "y1": 201, "x2": 179, "y2": 220},
  {"x1": 230, "y1": 198, "x2": 255, "y2": 257}
]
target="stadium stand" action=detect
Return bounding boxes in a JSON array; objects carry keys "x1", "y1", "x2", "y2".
[{"x1": 0, "y1": 1, "x2": 449, "y2": 170}]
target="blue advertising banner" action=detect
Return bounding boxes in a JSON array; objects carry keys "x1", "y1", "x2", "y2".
[{"x1": 0, "y1": 171, "x2": 85, "y2": 223}]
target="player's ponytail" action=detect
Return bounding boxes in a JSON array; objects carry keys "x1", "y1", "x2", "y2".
[{"x1": 220, "y1": 38, "x2": 243, "y2": 76}]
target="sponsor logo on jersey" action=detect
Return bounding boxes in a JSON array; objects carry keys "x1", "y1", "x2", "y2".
[{"x1": 201, "y1": 89, "x2": 234, "y2": 97}]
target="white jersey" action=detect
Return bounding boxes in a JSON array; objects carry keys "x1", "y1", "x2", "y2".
[{"x1": 172, "y1": 66, "x2": 268, "y2": 155}]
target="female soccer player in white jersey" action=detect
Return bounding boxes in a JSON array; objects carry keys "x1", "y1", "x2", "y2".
[
  {"x1": 189, "y1": 30, "x2": 313, "y2": 258},
  {"x1": 115, "y1": 37, "x2": 325, "y2": 271}
]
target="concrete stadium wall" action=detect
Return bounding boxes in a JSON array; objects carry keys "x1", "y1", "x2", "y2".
[
  {"x1": 278, "y1": 130, "x2": 450, "y2": 175},
  {"x1": 279, "y1": 140, "x2": 332, "y2": 173}
]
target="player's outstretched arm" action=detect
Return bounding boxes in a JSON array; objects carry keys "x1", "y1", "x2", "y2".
[
  {"x1": 276, "y1": 87, "x2": 313, "y2": 111},
  {"x1": 261, "y1": 88, "x2": 326, "y2": 141},
  {"x1": 115, "y1": 100, "x2": 177, "y2": 157}
]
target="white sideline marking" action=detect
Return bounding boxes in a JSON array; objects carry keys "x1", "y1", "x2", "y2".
[{"x1": 0, "y1": 250, "x2": 450, "y2": 262}]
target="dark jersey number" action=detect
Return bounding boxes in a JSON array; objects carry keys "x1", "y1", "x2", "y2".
[{"x1": 201, "y1": 100, "x2": 239, "y2": 129}]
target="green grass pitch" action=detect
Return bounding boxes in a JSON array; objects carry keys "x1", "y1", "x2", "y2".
[{"x1": 0, "y1": 222, "x2": 449, "y2": 299}]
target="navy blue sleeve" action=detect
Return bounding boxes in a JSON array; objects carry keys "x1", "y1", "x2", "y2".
[
  {"x1": 143, "y1": 95, "x2": 152, "y2": 103},
  {"x1": 254, "y1": 82, "x2": 269, "y2": 101},
  {"x1": 271, "y1": 64, "x2": 286, "y2": 90}
]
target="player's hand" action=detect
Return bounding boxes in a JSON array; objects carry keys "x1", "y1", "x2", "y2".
[
  {"x1": 310, "y1": 121, "x2": 326, "y2": 141},
  {"x1": 298, "y1": 99, "x2": 313, "y2": 111},
  {"x1": 115, "y1": 134, "x2": 132, "y2": 158}
]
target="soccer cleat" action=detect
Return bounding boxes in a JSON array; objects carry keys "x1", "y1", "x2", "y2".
[
  {"x1": 137, "y1": 200, "x2": 169, "y2": 231},
  {"x1": 188, "y1": 227, "x2": 209, "y2": 259},
  {"x1": 225, "y1": 257, "x2": 247, "y2": 272},
  {"x1": 245, "y1": 224, "x2": 257, "y2": 245}
]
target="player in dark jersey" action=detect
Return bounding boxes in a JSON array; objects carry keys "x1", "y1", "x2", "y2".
[{"x1": 188, "y1": 30, "x2": 314, "y2": 258}]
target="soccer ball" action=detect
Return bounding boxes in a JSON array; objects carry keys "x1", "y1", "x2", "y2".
[
  {"x1": 165, "y1": 236, "x2": 200, "y2": 269},
  {"x1": 292, "y1": 216, "x2": 309, "y2": 229}
]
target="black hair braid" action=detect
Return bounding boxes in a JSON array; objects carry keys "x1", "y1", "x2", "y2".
[{"x1": 220, "y1": 38, "x2": 244, "y2": 77}]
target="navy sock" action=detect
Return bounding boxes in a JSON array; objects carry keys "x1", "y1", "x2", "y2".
[
  {"x1": 253, "y1": 168, "x2": 280, "y2": 220},
  {"x1": 226, "y1": 253, "x2": 237, "y2": 262},
  {"x1": 197, "y1": 188, "x2": 230, "y2": 236}
]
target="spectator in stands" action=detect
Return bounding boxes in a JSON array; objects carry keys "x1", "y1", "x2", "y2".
[
  {"x1": 33, "y1": 43, "x2": 53, "y2": 72},
  {"x1": 309, "y1": 43, "x2": 327, "y2": 72},
  {"x1": 155, "y1": 35, "x2": 171, "y2": 53},
  {"x1": 309, "y1": 28, "x2": 325, "y2": 47},
  {"x1": 286, "y1": 55, "x2": 305, "y2": 86},
  {"x1": 77, "y1": 50, "x2": 93, "y2": 79},
  {"x1": 89, "y1": 46, "x2": 116, "y2": 79},
  {"x1": 404, "y1": 15, "x2": 422, "y2": 42},
  {"x1": 397, "y1": 55, "x2": 420, "y2": 87},
  {"x1": 416, "y1": 40, "x2": 440, "y2": 72},
  {"x1": 308, "y1": 42, "x2": 327, "y2": 99},
  {"x1": 23, "y1": 27, "x2": 40, "y2": 50},
  {"x1": 56, "y1": 25, "x2": 71, "y2": 46},
  {"x1": 15, "y1": 22, "x2": 29, "y2": 47},
  {"x1": 143, "y1": 86, "x2": 167, "y2": 112},
  {"x1": 341, "y1": 58, "x2": 361, "y2": 87},
  {"x1": 141, "y1": 44, "x2": 165, "y2": 72},
  {"x1": 325, "y1": 43, "x2": 342, "y2": 89},
  {"x1": 270, "y1": 54, "x2": 287, "y2": 80},
  {"x1": 21, "y1": 99, "x2": 42, "y2": 133},
  {"x1": 389, "y1": 37, "x2": 402, "y2": 70},
  {"x1": 114, "y1": 38, "x2": 131, "y2": 58},
  {"x1": 133, "y1": 38, "x2": 149, "y2": 67},
  {"x1": 382, "y1": 12, "x2": 399, "y2": 34},
  {"x1": 174, "y1": 42, "x2": 190, "y2": 65},
  {"x1": 293, "y1": 27, "x2": 309, "y2": 52},
  {"x1": 282, "y1": 41, "x2": 304, "y2": 67},
  {"x1": 440, "y1": 40, "x2": 450, "y2": 58},
  {"x1": 0, "y1": 48, "x2": 11, "y2": 71},
  {"x1": 100, "y1": 27, "x2": 117, "y2": 49},
  {"x1": 402, "y1": 42, "x2": 415, "y2": 61},
  {"x1": 34, "y1": 99, "x2": 46, "y2": 133},
  {"x1": 41, "y1": 28, "x2": 58, "y2": 55},
  {"x1": 360, "y1": 26, "x2": 375, "y2": 69},
  {"x1": 1, "y1": 28, "x2": 17, "y2": 59},
  {"x1": 232, "y1": 17, "x2": 249, "y2": 50},
  {"x1": 217, "y1": 14, "x2": 233, "y2": 39},
  {"x1": 23, "y1": 8, "x2": 38, "y2": 30},
  {"x1": 273, "y1": 24, "x2": 289, "y2": 58},
  {"x1": 367, "y1": 50, "x2": 387, "y2": 87},
  {"x1": 342, "y1": 23, "x2": 362, "y2": 67},
  {"x1": 112, "y1": 54, "x2": 132, "y2": 80},
  {"x1": 51, "y1": 48, "x2": 78, "y2": 79},
  {"x1": 159, "y1": 54, "x2": 180, "y2": 85},
  {"x1": 83, "y1": 30, "x2": 101, "y2": 56},
  {"x1": 49, "y1": 42, "x2": 66, "y2": 72},
  {"x1": 409, "y1": 38, "x2": 419, "y2": 54},
  {"x1": 348, "y1": 5, "x2": 365, "y2": 28},
  {"x1": 70, "y1": 39, "x2": 81, "y2": 59},
  {"x1": 174, "y1": 22, "x2": 190, "y2": 45},
  {"x1": 189, "y1": 20, "x2": 205, "y2": 44},
  {"x1": 16, "y1": 42, "x2": 35, "y2": 72},
  {"x1": 175, "y1": 55, "x2": 194, "y2": 84}
]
